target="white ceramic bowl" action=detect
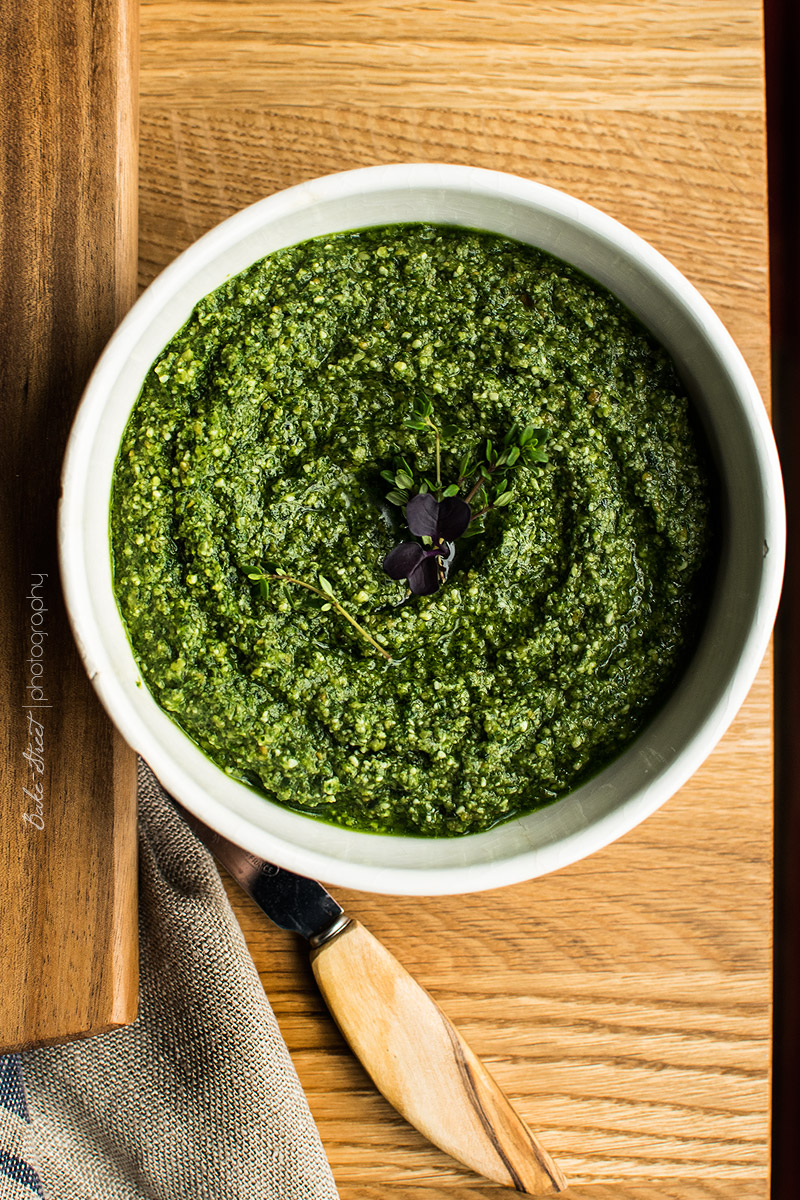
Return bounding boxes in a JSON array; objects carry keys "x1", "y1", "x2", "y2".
[{"x1": 59, "y1": 163, "x2": 785, "y2": 894}]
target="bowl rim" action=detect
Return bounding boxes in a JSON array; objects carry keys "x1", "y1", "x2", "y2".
[{"x1": 59, "y1": 162, "x2": 786, "y2": 894}]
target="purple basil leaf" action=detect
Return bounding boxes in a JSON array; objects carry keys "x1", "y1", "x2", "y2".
[
  {"x1": 407, "y1": 555, "x2": 441, "y2": 595},
  {"x1": 405, "y1": 492, "x2": 440, "y2": 538},
  {"x1": 383, "y1": 541, "x2": 424, "y2": 579},
  {"x1": 436, "y1": 496, "x2": 471, "y2": 541}
]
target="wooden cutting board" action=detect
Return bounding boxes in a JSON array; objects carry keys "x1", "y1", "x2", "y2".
[
  {"x1": 136, "y1": 2, "x2": 774, "y2": 1197},
  {"x1": 0, "y1": 0, "x2": 139, "y2": 1051}
]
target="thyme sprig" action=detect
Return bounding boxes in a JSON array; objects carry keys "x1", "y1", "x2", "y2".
[
  {"x1": 460, "y1": 422, "x2": 548, "y2": 536},
  {"x1": 381, "y1": 400, "x2": 549, "y2": 595},
  {"x1": 245, "y1": 567, "x2": 392, "y2": 661},
  {"x1": 384, "y1": 400, "x2": 547, "y2": 518},
  {"x1": 404, "y1": 394, "x2": 443, "y2": 488}
]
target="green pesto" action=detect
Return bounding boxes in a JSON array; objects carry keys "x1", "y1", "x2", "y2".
[{"x1": 111, "y1": 224, "x2": 713, "y2": 837}]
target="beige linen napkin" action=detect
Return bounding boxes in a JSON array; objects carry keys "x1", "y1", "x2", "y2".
[{"x1": 0, "y1": 761, "x2": 339, "y2": 1200}]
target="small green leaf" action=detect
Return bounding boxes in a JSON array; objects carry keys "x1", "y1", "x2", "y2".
[
  {"x1": 520, "y1": 425, "x2": 536, "y2": 446},
  {"x1": 495, "y1": 478, "x2": 507, "y2": 495},
  {"x1": 485, "y1": 438, "x2": 493, "y2": 461},
  {"x1": 494, "y1": 490, "x2": 514, "y2": 507},
  {"x1": 380, "y1": 469, "x2": 396, "y2": 484},
  {"x1": 386, "y1": 490, "x2": 406, "y2": 505},
  {"x1": 442, "y1": 483, "x2": 460, "y2": 497},
  {"x1": 506, "y1": 445, "x2": 520, "y2": 466},
  {"x1": 259, "y1": 579, "x2": 269, "y2": 599},
  {"x1": 418, "y1": 482, "x2": 429, "y2": 495},
  {"x1": 502, "y1": 422, "x2": 518, "y2": 447},
  {"x1": 458, "y1": 451, "x2": 472, "y2": 478},
  {"x1": 246, "y1": 571, "x2": 263, "y2": 581},
  {"x1": 320, "y1": 602, "x2": 332, "y2": 612},
  {"x1": 395, "y1": 470, "x2": 414, "y2": 490},
  {"x1": 399, "y1": 457, "x2": 414, "y2": 476},
  {"x1": 318, "y1": 575, "x2": 335, "y2": 597}
]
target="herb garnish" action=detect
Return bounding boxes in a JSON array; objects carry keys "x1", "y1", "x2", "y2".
[
  {"x1": 382, "y1": 399, "x2": 548, "y2": 596},
  {"x1": 383, "y1": 493, "x2": 471, "y2": 595},
  {"x1": 245, "y1": 567, "x2": 392, "y2": 661}
]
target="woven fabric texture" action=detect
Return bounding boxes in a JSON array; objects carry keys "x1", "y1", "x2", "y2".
[{"x1": 1, "y1": 761, "x2": 339, "y2": 1200}]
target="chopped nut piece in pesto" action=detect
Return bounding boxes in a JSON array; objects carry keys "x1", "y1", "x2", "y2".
[{"x1": 111, "y1": 224, "x2": 714, "y2": 837}]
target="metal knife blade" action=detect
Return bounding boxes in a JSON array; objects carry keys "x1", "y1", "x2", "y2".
[{"x1": 175, "y1": 802, "x2": 348, "y2": 944}]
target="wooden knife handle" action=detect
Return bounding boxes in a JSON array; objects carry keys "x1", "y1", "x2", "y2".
[
  {"x1": 311, "y1": 920, "x2": 567, "y2": 1195},
  {"x1": 0, "y1": 0, "x2": 139, "y2": 1051}
]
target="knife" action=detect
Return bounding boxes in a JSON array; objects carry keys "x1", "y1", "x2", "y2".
[{"x1": 175, "y1": 802, "x2": 567, "y2": 1195}]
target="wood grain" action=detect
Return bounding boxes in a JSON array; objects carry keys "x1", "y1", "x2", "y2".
[
  {"x1": 0, "y1": 0, "x2": 139, "y2": 1051},
  {"x1": 311, "y1": 920, "x2": 567, "y2": 1194},
  {"x1": 137, "y1": 1, "x2": 772, "y2": 1195},
  {"x1": 139, "y1": 1, "x2": 764, "y2": 110}
]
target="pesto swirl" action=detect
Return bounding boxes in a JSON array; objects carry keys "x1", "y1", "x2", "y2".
[{"x1": 111, "y1": 224, "x2": 713, "y2": 836}]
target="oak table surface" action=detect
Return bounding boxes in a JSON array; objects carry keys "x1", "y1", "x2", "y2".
[{"x1": 137, "y1": 3, "x2": 773, "y2": 1197}]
